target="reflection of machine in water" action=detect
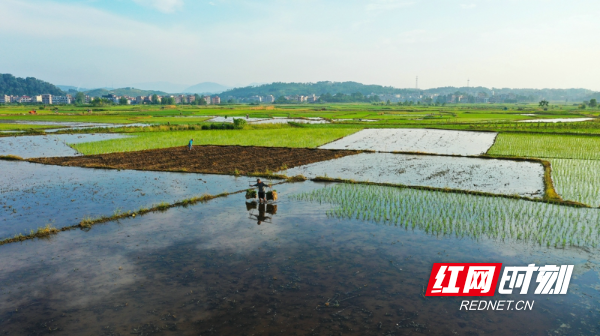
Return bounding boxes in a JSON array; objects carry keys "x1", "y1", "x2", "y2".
[{"x1": 246, "y1": 201, "x2": 278, "y2": 225}]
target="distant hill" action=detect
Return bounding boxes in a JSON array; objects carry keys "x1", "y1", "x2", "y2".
[
  {"x1": 83, "y1": 87, "x2": 168, "y2": 98},
  {"x1": 0, "y1": 74, "x2": 65, "y2": 96},
  {"x1": 57, "y1": 85, "x2": 89, "y2": 92},
  {"x1": 222, "y1": 81, "x2": 598, "y2": 101},
  {"x1": 223, "y1": 81, "x2": 412, "y2": 98},
  {"x1": 184, "y1": 82, "x2": 231, "y2": 94},
  {"x1": 130, "y1": 81, "x2": 190, "y2": 93}
]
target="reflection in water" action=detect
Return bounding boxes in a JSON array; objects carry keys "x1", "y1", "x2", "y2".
[
  {"x1": 246, "y1": 201, "x2": 278, "y2": 224},
  {"x1": 0, "y1": 182, "x2": 598, "y2": 335},
  {"x1": 0, "y1": 160, "x2": 250, "y2": 237}
]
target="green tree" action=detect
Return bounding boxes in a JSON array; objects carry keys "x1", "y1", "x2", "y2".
[
  {"x1": 91, "y1": 97, "x2": 103, "y2": 106},
  {"x1": 590, "y1": 98, "x2": 597, "y2": 108},
  {"x1": 193, "y1": 94, "x2": 201, "y2": 105},
  {"x1": 75, "y1": 92, "x2": 85, "y2": 104},
  {"x1": 233, "y1": 118, "x2": 247, "y2": 129},
  {"x1": 119, "y1": 97, "x2": 128, "y2": 105},
  {"x1": 161, "y1": 96, "x2": 175, "y2": 105},
  {"x1": 198, "y1": 97, "x2": 207, "y2": 105},
  {"x1": 539, "y1": 100, "x2": 549, "y2": 107},
  {"x1": 151, "y1": 94, "x2": 159, "y2": 105},
  {"x1": 275, "y1": 96, "x2": 289, "y2": 104}
]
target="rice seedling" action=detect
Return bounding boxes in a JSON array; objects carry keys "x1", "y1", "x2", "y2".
[
  {"x1": 291, "y1": 183, "x2": 600, "y2": 248},
  {"x1": 488, "y1": 134, "x2": 600, "y2": 160},
  {"x1": 550, "y1": 159, "x2": 600, "y2": 207}
]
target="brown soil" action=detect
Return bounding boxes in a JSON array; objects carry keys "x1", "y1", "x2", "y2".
[{"x1": 30, "y1": 145, "x2": 360, "y2": 175}]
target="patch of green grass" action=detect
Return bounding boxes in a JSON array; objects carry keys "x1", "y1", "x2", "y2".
[
  {"x1": 0, "y1": 123, "x2": 61, "y2": 131},
  {"x1": 488, "y1": 133, "x2": 600, "y2": 160},
  {"x1": 71, "y1": 128, "x2": 360, "y2": 154}
]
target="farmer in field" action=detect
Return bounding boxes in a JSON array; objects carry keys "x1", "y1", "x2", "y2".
[
  {"x1": 188, "y1": 138, "x2": 193, "y2": 151},
  {"x1": 251, "y1": 178, "x2": 268, "y2": 203}
]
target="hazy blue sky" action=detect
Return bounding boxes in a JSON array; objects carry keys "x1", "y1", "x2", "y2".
[{"x1": 1, "y1": 0, "x2": 599, "y2": 90}]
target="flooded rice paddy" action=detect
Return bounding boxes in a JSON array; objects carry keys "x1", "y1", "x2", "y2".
[
  {"x1": 206, "y1": 117, "x2": 330, "y2": 124},
  {"x1": 0, "y1": 134, "x2": 129, "y2": 158},
  {"x1": 319, "y1": 129, "x2": 498, "y2": 156},
  {"x1": 283, "y1": 153, "x2": 545, "y2": 197},
  {"x1": 0, "y1": 181, "x2": 599, "y2": 335},
  {"x1": 0, "y1": 121, "x2": 150, "y2": 133},
  {"x1": 0, "y1": 160, "x2": 254, "y2": 238}
]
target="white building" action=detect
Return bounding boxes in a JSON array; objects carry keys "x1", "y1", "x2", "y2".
[
  {"x1": 203, "y1": 96, "x2": 211, "y2": 105},
  {"x1": 263, "y1": 95, "x2": 275, "y2": 103},
  {"x1": 42, "y1": 94, "x2": 52, "y2": 105},
  {"x1": 0, "y1": 95, "x2": 10, "y2": 103},
  {"x1": 15, "y1": 96, "x2": 32, "y2": 103},
  {"x1": 52, "y1": 95, "x2": 72, "y2": 104}
]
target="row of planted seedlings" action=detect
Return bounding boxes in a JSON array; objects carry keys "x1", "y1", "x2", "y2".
[
  {"x1": 291, "y1": 183, "x2": 600, "y2": 248},
  {"x1": 468, "y1": 120, "x2": 600, "y2": 131},
  {"x1": 550, "y1": 159, "x2": 600, "y2": 207}
]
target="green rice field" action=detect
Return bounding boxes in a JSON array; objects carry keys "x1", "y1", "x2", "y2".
[
  {"x1": 550, "y1": 159, "x2": 600, "y2": 207},
  {"x1": 71, "y1": 128, "x2": 360, "y2": 154},
  {"x1": 0, "y1": 124, "x2": 62, "y2": 131},
  {"x1": 487, "y1": 133, "x2": 600, "y2": 159},
  {"x1": 292, "y1": 183, "x2": 600, "y2": 247}
]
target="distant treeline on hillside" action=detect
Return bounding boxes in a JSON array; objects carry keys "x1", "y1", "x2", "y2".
[
  {"x1": 0, "y1": 74, "x2": 64, "y2": 96},
  {"x1": 224, "y1": 81, "x2": 413, "y2": 97},
  {"x1": 223, "y1": 81, "x2": 598, "y2": 101},
  {"x1": 83, "y1": 87, "x2": 168, "y2": 98}
]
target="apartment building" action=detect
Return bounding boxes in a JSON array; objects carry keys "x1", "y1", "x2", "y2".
[
  {"x1": 42, "y1": 94, "x2": 52, "y2": 104},
  {"x1": 211, "y1": 96, "x2": 221, "y2": 105},
  {"x1": 52, "y1": 95, "x2": 72, "y2": 104}
]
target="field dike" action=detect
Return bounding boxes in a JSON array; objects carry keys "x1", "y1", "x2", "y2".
[{"x1": 0, "y1": 177, "x2": 300, "y2": 246}]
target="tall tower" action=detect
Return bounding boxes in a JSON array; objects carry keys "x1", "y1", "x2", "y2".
[
  {"x1": 416, "y1": 76, "x2": 419, "y2": 89},
  {"x1": 467, "y1": 79, "x2": 470, "y2": 88}
]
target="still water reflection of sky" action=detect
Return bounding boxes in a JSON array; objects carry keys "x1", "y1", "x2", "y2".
[{"x1": 0, "y1": 181, "x2": 598, "y2": 335}]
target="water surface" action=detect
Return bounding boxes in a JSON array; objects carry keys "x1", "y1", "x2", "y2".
[
  {"x1": 0, "y1": 134, "x2": 129, "y2": 158},
  {"x1": 0, "y1": 181, "x2": 598, "y2": 335},
  {"x1": 0, "y1": 161, "x2": 258, "y2": 237}
]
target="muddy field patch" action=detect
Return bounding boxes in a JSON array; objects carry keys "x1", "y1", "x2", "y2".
[{"x1": 30, "y1": 145, "x2": 360, "y2": 175}]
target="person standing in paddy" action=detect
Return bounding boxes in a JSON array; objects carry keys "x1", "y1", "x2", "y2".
[
  {"x1": 188, "y1": 138, "x2": 193, "y2": 151},
  {"x1": 251, "y1": 178, "x2": 268, "y2": 203}
]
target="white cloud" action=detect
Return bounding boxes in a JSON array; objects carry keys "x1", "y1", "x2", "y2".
[{"x1": 132, "y1": 0, "x2": 184, "y2": 13}]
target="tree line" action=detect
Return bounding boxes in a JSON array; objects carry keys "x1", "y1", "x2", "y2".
[{"x1": 0, "y1": 73, "x2": 64, "y2": 96}]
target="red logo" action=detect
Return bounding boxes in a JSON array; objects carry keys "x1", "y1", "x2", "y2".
[{"x1": 426, "y1": 263, "x2": 502, "y2": 296}]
